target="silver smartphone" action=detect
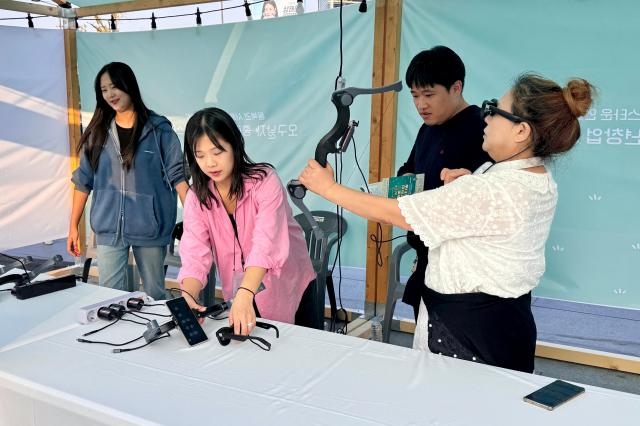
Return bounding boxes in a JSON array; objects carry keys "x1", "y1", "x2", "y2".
[{"x1": 523, "y1": 379, "x2": 585, "y2": 411}]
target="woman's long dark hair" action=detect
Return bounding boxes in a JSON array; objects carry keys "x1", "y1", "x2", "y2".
[
  {"x1": 78, "y1": 62, "x2": 150, "y2": 170},
  {"x1": 183, "y1": 107, "x2": 273, "y2": 209}
]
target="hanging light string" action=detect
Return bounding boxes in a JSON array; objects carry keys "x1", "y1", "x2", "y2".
[
  {"x1": 77, "y1": 0, "x2": 265, "y2": 22},
  {"x1": 0, "y1": 0, "x2": 268, "y2": 25}
]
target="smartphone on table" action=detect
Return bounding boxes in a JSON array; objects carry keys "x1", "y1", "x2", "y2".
[{"x1": 523, "y1": 379, "x2": 585, "y2": 411}]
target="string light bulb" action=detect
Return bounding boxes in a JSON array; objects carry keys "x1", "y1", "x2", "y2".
[
  {"x1": 359, "y1": 0, "x2": 367, "y2": 13},
  {"x1": 296, "y1": 0, "x2": 304, "y2": 15},
  {"x1": 151, "y1": 12, "x2": 157, "y2": 29},
  {"x1": 110, "y1": 14, "x2": 116, "y2": 31},
  {"x1": 27, "y1": 13, "x2": 34, "y2": 28},
  {"x1": 244, "y1": 1, "x2": 252, "y2": 20},
  {"x1": 196, "y1": 8, "x2": 202, "y2": 26}
]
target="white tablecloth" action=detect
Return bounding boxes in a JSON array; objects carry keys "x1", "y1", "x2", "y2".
[
  {"x1": 0, "y1": 280, "x2": 123, "y2": 352},
  {"x1": 1, "y1": 290, "x2": 639, "y2": 426}
]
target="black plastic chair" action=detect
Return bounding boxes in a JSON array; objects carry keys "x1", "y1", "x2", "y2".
[
  {"x1": 293, "y1": 210, "x2": 348, "y2": 330},
  {"x1": 80, "y1": 258, "x2": 92, "y2": 283},
  {"x1": 382, "y1": 242, "x2": 412, "y2": 343}
]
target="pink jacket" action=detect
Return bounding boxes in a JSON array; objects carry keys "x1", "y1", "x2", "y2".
[{"x1": 177, "y1": 168, "x2": 315, "y2": 323}]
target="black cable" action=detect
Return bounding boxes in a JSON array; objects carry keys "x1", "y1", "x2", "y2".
[
  {"x1": 335, "y1": 153, "x2": 344, "y2": 332},
  {"x1": 0, "y1": 15, "x2": 46, "y2": 21},
  {"x1": 326, "y1": 153, "x2": 340, "y2": 331},
  {"x1": 352, "y1": 135, "x2": 409, "y2": 317},
  {"x1": 349, "y1": 134, "x2": 381, "y2": 315},
  {"x1": 83, "y1": 317, "x2": 121, "y2": 336},
  {"x1": 0, "y1": 253, "x2": 31, "y2": 285},
  {"x1": 374, "y1": 223, "x2": 384, "y2": 269},
  {"x1": 327, "y1": 151, "x2": 349, "y2": 334},
  {"x1": 370, "y1": 234, "x2": 407, "y2": 244},
  {"x1": 334, "y1": 0, "x2": 344, "y2": 90},
  {"x1": 125, "y1": 311, "x2": 161, "y2": 325},
  {"x1": 337, "y1": 152, "x2": 348, "y2": 334},
  {"x1": 168, "y1": 287, "x2": 199, "y2": 304},
  {"x1": 481, "y1": 145, "x2": 530, "y2": 174},
  {"x1": 351, "y1": 134, "x2": 369, "y2": 193},
  {"x1": 77, "y1": 335, "x2": 143, "y2": 347},
  {"x1": 354, "y1": 133, "x2": 384, "y2": 271},
  {"x1": 0, "y1": 289, "x2": 12, "y2": 292},
  {"x1": 121, "y1": 317, "x2": 148, "y2": 326},
  {"x1": 83, "y1": 313, "x2": 149, "y2": 337},
  {"x1": 127, "y1": 310, "x2": 172, "y2": 318},
  {"x1": 113, "y1": 333, "x2": 170, "y2": 353},
  {"x1": 124, "y1": 311, "x2": 154, "y2": 322}
]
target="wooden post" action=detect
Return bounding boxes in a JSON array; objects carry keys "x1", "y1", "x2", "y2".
[
  {"x1": 64, "y1": 26, "x2": 85, "y2": 255},
  {"x1": 365, "y1": 0, "x2": 402, "y2": 316}
]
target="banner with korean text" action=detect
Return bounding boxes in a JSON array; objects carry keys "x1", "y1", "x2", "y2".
[{"x1": 397, "y1": 0, "x2": 640, "y2": 308}]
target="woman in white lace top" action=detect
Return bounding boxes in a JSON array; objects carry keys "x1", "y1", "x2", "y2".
[{"x1": 299, "y1": 73, "x2": 595, "y2": 372}]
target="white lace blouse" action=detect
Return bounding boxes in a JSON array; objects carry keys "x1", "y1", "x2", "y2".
[{"x1": 398, "y1": 158, "x2": 558, "y2": 299}]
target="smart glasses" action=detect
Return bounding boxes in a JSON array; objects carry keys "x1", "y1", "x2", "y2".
[
  {"x1": 216, "y1": 321, "x2": 279, "y2": 351},
  {"x1": 481, "y1": 98, "x2": 527, "y2": 123}
]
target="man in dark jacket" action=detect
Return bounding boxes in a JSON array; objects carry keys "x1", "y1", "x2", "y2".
[{"x1": 398, "y1": 46, "x2": 492, "y2": 320}]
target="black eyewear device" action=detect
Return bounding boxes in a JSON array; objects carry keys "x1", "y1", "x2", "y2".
[
  {"x1": 481, "y1": 98, "x2": 527, "y2": 123},
  {"x1": 216, "y1": 322, "x2": 279, "y2": 351}
]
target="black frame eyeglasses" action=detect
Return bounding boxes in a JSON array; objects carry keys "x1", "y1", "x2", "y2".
[
  {"x1": 216, "y1": 322, "x2": 279, "y2": 351},
  {"x1": 481, "y1": 98, "x2": 527, "y2": 123}
]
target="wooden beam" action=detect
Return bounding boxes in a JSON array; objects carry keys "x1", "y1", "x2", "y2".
[
  {"x1": 365, "y1": 0, "x2": 402, "y2": 315},
  {"x1": 536, "y1": 342, "x2": 640, "y2": 375},
  {"x1": 76, "y1": 0, "x2": 222, "y2": 18},
  {"x1": 0, "y1": 0, "x2": 59, "y2": 17},
  {"x1": 64, "y1": 28, "x2": 86, "y2": 255},
  {"x1": 346, "y1": 317, "x2": 372, "y2": 339}
]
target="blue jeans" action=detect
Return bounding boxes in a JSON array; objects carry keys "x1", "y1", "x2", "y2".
[{"x1": 97, "y1": 240, "x2": 168, "y2": 300}]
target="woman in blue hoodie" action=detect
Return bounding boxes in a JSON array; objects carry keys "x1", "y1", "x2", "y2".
[{"x1": 68, "y1": 62, "x2": 187, "y2": 300}]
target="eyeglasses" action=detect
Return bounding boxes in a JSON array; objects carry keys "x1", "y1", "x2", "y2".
[
  {"x1": 481, "y1": 99, "x2": 527, "y2": 123},
  {"x1": 216, "y1": 322, "x2": 279, "y2": 351}
]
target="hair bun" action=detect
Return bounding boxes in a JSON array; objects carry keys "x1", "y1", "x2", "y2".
[{"x1": 562, "y1": 78, "x2": 595, "y2": 118}]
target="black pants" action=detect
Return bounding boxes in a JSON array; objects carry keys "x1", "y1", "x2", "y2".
[
  {"x1": 422, "y1": 286, "x2": 537, "y2": 373},
  {"x1": 253, "y1": 280, "x2": 320, "y2": 329},
  {"x1": 403, "y1": 255, "x2": 428, "y2": 322},
  {"x1": 294, "y1": 280, "x2": 322, "y2": 329}
]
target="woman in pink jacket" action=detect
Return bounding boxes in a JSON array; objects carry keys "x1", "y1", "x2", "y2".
[{"x1": 177, "y1": 107, "x2": 316, "y2": 336}]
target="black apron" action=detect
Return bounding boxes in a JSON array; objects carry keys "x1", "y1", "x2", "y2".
[{"x1": 421, "y1": 285, "x2": 537, "y2": 373}]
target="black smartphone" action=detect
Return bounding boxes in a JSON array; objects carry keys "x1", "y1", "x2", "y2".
[
  {"x1": 166, "y1": 297, "x2": 208, "y2": 346},
  {"x1": 523, "y1": 379, "x2": 585, "y2": 411}
]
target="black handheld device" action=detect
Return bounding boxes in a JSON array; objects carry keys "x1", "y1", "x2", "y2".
[
  {"x1": 194, "y1": 300, "x2": 231, "y2": 318},
  {"x1": 165, "y1": 297, "x2": 208, "y2": 346},
  {"x1": 523, "y1": 379, "x2": 585, "y2": 411}
]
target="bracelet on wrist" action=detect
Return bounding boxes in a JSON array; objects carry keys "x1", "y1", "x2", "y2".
[{"x1": 237, "y1": 286, "x2": 256, "y2": 298}]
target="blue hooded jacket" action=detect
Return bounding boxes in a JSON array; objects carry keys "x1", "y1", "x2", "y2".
[{"x1": 72, "y1": 112, "x2": 185, "y2": 247}]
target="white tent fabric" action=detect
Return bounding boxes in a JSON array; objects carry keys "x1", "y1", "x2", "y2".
[{"x1": 0, "y1": 26, "x2": 71, "y2": 251}]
